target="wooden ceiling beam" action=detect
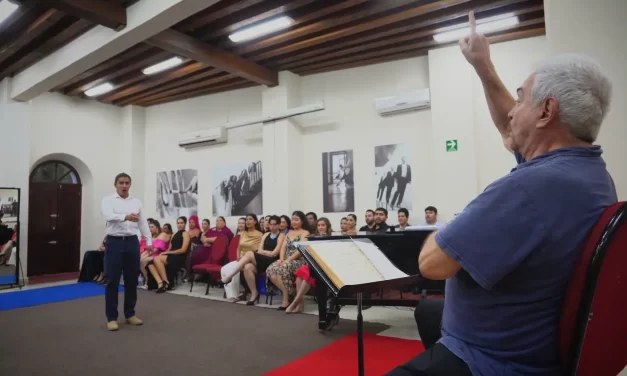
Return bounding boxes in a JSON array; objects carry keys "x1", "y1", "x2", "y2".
[
  {"x1": 249, "y1": 0, "x2": 469, "y2": 62},
  {"x1": 44, "y1": 0, "x2": 127, "y2": 30},
  {"x1": 0, "y1": 9, "x2": 62, "y2": 67},
  {"x1": 99, "y1": 61, "x2": 208, "y2": 103},
  {"x1": 114, "y1": 67, "x2": 223, "y2": 105},
  {"x1": 282, "y1": 13, "x2": 545, "y2": 71},
  {"x1": 147, "y1": 28, "x2": 277, "y2": 86},
  {"x1": 271, "y1": 0, "x2": 537, "y2": 67},
  {"x1": 140, "y1": 81, "x2": 258, "y2": 107},
  {"x1": 295, "y1": 27, "x2": 546, "y2": 76},
  {"x1": 128, "y1": 73, "x2": 237, "y2": 105},
  {"x1": 179, "y1": 0, "x2": 266, "y2": 33}
]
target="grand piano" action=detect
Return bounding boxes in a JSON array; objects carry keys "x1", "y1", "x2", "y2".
[{"x1": 305, "y1": 229, "x2": 444, "y2": 332}]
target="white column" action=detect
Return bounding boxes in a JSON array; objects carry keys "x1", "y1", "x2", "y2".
[
  {"x1": 545, "y1": 0, "x2": 627, "y2": 199},
  {"x1": 427, "y1": 47, "x2": 478, "y2": 219},
  {"x1": 0, "y1": 78, "x2": 32, "y2": 278},
  {"x1": 120, "y1": 106, "x2": 146, "y2": 202},
  {"x1": 261, "y1": 71, "x2": 303, "y2": 215}
]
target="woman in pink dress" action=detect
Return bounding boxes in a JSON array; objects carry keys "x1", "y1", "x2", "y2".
[
  {"x1": 140, "y1": 220, "x2": 170, "y2": 287},
  {"x1": 286, "y1": 217, "x2": 333, "y2": 313}
]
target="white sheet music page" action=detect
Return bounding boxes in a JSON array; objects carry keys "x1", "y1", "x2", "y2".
[{"x1": 299, "y1": 239, "x2": 407, "y2": 286}]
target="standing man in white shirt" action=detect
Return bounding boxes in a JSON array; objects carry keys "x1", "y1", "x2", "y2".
[{"x1": 101, "y1": 173, "x2": 152, "y2": 331}]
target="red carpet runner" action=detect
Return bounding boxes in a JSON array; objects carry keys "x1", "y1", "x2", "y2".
[{"x1": 265, "y1": 333, "x2": 424, "y2": 376}]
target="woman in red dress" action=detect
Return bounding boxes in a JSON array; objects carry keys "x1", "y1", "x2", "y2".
[{"x1": 286, "y1": 217, "x2": 333, "y2": 313}]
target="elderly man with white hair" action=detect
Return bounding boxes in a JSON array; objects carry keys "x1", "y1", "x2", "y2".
[{"x1": 387, "y1": 12, "x2": 617, "y2": 376}]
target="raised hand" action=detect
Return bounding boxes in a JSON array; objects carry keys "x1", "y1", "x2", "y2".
[{"x1": 459, "y1": 11, "x2": 491, "y2": 70}]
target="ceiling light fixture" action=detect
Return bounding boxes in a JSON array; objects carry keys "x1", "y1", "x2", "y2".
[
  {"x1": 0, "y1": 0, "x2": 19, "y2": 26},
  {"x1": 229, "y1": 16, "x2": 294, "y2": 43},
  {"x1": 85, "y1": 83, "x2": 114, "y2": 97},
  {"x1": 142, "y1": 57, "x2": 184, "y2": 75},
  {"x1": 433, "y1": 15, "x2": 520, "y2": 43}
]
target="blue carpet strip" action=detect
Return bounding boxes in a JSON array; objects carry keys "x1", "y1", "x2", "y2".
[{"x1": 0, "y1": 282, "x2": 123, "y2": 311}]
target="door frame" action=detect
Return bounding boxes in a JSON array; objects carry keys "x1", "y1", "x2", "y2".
[{"x1": 28, "y1": 160, "x2": 82, "y2": 276}]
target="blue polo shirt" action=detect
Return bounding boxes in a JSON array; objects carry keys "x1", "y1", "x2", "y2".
[{"x1": 435, "y1": 146, "x2": 616, "y2": 376}]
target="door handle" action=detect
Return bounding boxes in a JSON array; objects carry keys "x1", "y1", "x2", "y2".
[
  {"x1": 50, "y1": 214, "x2": 58, "y2": 218},
  {"x1": 49, "y1": 241, "x2": 57, "y2": 245}
]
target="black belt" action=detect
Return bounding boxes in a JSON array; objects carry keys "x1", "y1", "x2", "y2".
[{"x1": 107, "y1": 235, "x2": 138, "y2": 240}]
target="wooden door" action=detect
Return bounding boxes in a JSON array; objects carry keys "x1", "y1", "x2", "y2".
[{"x1": 28, "y1": 161, "x2": 82, "y2": 276}]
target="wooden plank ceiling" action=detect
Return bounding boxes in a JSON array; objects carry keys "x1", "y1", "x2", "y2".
[{"x1": 0, "y1": 0, "x2": 546, "y2": 107}]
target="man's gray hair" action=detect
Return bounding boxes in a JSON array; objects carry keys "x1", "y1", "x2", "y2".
[{"x1": 531, "y1": 54, "x2": 612, "y2": 143}]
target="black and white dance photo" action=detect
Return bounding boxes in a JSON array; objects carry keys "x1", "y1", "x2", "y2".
[
  {"x1": 0, "y1": 188, "x2": 19, "y2": 285},
  {"x1": 212, "y1": 161, "x2": 263, "y2": 216},
  {"x1": 321, "y1": 149, "x2": 354, "y2": 213},
  {"x1": 156, "y1": 169, "x2": 198, "y2": 218},
  {"x1": 374, "y1": 143, "x2": 412, "y2": 210}
]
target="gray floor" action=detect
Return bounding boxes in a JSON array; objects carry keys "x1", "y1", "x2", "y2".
[{"x1": 0, "y1": 289, "x2": 388, "y2": 376}]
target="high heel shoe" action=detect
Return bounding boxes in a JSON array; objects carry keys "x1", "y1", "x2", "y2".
[
  {"x1": 246, "y1": 294, "x2": 260, "y2": 306},
  {"x1": 156, "y1": 281, "x2": 167, "y2": 293}
]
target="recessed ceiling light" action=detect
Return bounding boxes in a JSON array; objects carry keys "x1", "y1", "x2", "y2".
[
  {"x1": 142, "y1": 57, "x2": 184, "y2": 75},
  {"x1": 0, "y1": 0, "x2": 19, "y2": 26},
  {"x1": 229, "y1": 16, "x2": 294, "y2": 43},
  {"x1": 85, "y1": 83, "x2": 114, "y2": 97},
  {"x1": 433, "y1": 15, "x2": 520, "y2": 43}
]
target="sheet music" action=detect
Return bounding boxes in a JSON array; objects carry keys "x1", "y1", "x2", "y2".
[{"x1": 298, "y1": 239, "x2": 408, "y2": 286}]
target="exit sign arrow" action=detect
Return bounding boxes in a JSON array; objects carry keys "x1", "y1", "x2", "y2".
[{"x1": 446, "y1": 139, "x2": 458, "y2": 152}]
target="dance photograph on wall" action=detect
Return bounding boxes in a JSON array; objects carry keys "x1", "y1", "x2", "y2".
[
  {"x1": 156, "y1": 169, "x2": 198, "y2": 219},
  {"x1": 0, "y1": 188, "x2": 20, "y2": 287},
  {"x1": 212, "y1": 161, "x2": 263, "y2": 216},
  {"x1": 322, "y1": 149, "x2": 355, "y2": 213},
  {"x1": 374, "y1": 143, "x2": 412, "y2": 210}
]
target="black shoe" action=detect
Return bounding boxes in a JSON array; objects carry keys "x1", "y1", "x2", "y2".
[
  {"x1": 156, "y1": 281, "x2": 167, "y2": 293},
  {"x1": 246, "y1": 294, "x2": 260, "y2": 306}
]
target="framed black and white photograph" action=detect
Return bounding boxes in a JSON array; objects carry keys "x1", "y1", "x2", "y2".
[
  {"x1": 374, "y1": 143, "x2": 412, "y2": 210},
  {"x1": 0, "y1": 188, "x2": 20, "y2": 287},
  {"x1": 212, "y1": 161, "x2": 262, "y2": 216},
  {"x1": 322, "y1": 149, "x2": 355, "y2": 213},
  {"x1": 156, "y1": 169, "x2": 198, "y2": 219}
]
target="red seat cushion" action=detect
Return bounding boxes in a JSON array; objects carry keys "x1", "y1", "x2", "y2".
[{"x1": 192, "y1": 263, "x2": 222, "y2": 273}]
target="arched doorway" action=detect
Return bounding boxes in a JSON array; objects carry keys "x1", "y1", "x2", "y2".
[{"x1": 28, "y1": 161, "x2": 82, "y2": 276}]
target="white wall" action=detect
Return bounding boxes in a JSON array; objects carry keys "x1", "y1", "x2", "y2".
[
  {"x1": 30, "y1": 92, "x2": 125, "y2": 255},
  {"x1": 143, "y1": 86, "x2": 263, "y2": 228},
  {"x1": 299, "y1": 57, "x2": 432, "y2": 228}
]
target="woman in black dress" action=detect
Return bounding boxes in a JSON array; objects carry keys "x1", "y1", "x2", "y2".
[
  {"x1": 221, "y1": 215, "x2": 284, "y2": 305},
  {"x1": 78, "y1": 237, "x2": 107, "y2": 284},
  {"x1": 151, "y1": 216, "x2": 190, "y2": 292}
]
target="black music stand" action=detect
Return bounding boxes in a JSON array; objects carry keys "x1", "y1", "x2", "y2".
[{"x1": 299, "y1": 244, "x2": 421, "y2": 376}]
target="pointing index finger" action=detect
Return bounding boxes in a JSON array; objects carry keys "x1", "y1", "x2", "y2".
[{"x1": 469, "y1": 11, "x2": 476, "y2": 34}]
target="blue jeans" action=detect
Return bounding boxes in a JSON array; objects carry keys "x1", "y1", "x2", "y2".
[{"x1": 104, "y1": 236, "x2": 140, "y2": 321}]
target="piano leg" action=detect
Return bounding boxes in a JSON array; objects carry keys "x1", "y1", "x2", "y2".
[
  {"x1": 357, "y1": 293, "x2": 365, "y2": 376},
  {"x1": 316, "y1": 276, "x2": 329, "y2": 331}
]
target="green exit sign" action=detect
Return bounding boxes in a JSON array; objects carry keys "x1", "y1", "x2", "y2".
[{"x1": 446, "y1": 140, "x2": 458, "y2": 152}]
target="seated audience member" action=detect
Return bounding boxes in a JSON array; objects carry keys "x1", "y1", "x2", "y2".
[
  {"x1": 359, "y1": 209, "x2": 376, "y2": 232},
  {"x1": 372, "y1": 207, "x2": 390, "y2": 233},
  {"x1": 235, "y1": 217, "x2": 246, "y2": 235},
  {"x1": 183, "y1": 215, "x2": 203, "y2": 280},
  {"x1": 150, "y1": 216, "x2": 190, "y2": 292},
  {"x1": 306, "y1": 212, "x2": 318, "y2": 232},
  {"x1": 264, "y1": 215, "x2": 271, "y2": 233},
  {"x1": 212, "y1": 216, "x2": 234, "y2": 242},
  {"x1": 221, "y1": 215, "x2": 284, "y2": 305},
  {"x1": 279, "y1": 215, "x2": 291, "y2": 235},
  {"x1": 221, "y1": 214, "x2": 263, "y2": 300},
  {"x1": 162, "y1": 223, "x2": 173, "y2": 235},
  {"x1": 344, "y1": 214, "x2": 358, "y2": 235},
  {"x1": 141, "y1": 220, "x2": 170, "y2": 287},
  {"x1": 259, "y1": 216, "x2": 266, "y2": 233},
  {"x1": 266, "y1": 211, "x2": 310, "y2": 310},
  {"x1": 287, "y1": 217, "x2": 333, "y2": 313},
  {"x1": 396, "y1": 208, "x2": 410, "y2": 231},
  {"x1": 423, "y1": 206, "x2": 443, "y2": 228},
  {"x1": 387, "y1": 16, "x2": 616, "y2": 376},
  {"x1": 78, "y1": 237, "x2": 107, "y2": 283},
  {"x1": 188, "y1": 219, "x2": 227, "y2": 275},
  {"x1": 339, "y1": 217, "x2": 347, "y2": 233}
]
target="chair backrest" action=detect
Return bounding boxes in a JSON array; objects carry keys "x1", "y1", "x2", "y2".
[
  {"x1": 228, "y1": 235, "x2": 240, "y2": 262},
  {"x1": 209, "y1": 235, "x2": 228, "y2": 265},
  {"x1": 559, "y1": 202, "x2": 627, "y2": 376}
]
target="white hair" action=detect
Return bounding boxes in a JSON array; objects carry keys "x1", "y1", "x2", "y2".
[{"x1": 531, "y1": 54, "x2": 612, "y2": 143}]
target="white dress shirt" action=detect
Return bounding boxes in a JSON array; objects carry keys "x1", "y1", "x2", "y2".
[{"x1": 101, "y1": 193, "x2": 152, "y2": 246}]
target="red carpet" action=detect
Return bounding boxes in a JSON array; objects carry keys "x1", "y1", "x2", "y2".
[{"x1": 265, "y1": 333, "x2": 424, "y2": 376}]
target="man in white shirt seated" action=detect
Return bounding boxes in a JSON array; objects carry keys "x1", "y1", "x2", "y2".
[
  {"x1": 423, "y1": 206, "x2": 443, "y2": 228},
  {"x1": 101, "y1": 173, "x2": 152, "y2": 331}
]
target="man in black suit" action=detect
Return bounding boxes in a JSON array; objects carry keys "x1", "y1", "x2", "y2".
[{"x1": 391, "y1": 157, "x2": 411, "y2": 208}]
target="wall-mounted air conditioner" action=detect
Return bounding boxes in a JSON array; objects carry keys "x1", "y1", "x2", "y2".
[
  {"x1": 178, "y1": 127, "x2": 227, "y2": 149},
  {"x1": 375, "y1": 89, "x2": 431, "y2": 116}
]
